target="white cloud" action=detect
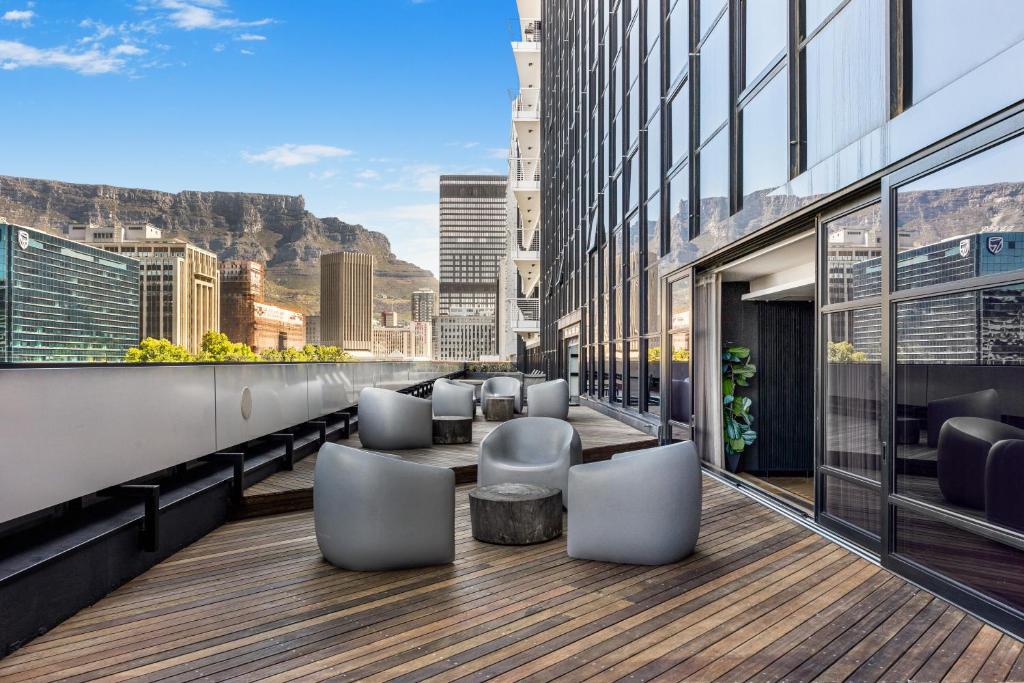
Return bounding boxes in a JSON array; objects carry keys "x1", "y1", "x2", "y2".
[
  {"x1": 2, "y1": 9, "x2": 35, "y2": 27},
  {"x1": 237, "y1": 33, "x2": 265, "y2": 41},
  {"x1": 382, "y1": 164, "x2": 443, "y2": 192},
  {"x1": 152, "y1": 1, "x2": 272, "y2": 31},
  {"x1": 212, "y1": 42, "x2": 225, "y2": 52},
  {"x1": 486, "y1": 147, "x2": 510, "y2": 159},
  {"x1": 111, "y1": 43, "x2": 148, "y2": 56},
  {"x1": 309, "y1": 170, "x2": 337, "y2": 181},
  {"x1": 242, "y1": 143, "x2": 353, "y2": 168},
  {"x1": 356, "y1": 169, "x2": 380, "y2": 180},
  {"x1": 239, "y1": 48, "x2": 254, "y2": 55},
  {"x1": 0, "y1": 40, "x2": 124, "y2": 74}
]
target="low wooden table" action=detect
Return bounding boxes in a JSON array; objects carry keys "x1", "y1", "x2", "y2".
[
  {"x1": 432, "y1": 416, "x2": 473, "y2": 445},
  {"x1": 483, "y1": 395, "x2": 514, "y2": 421},
  {"x1": 469, "y1": 483, "x2": 562, "y2": 545}
]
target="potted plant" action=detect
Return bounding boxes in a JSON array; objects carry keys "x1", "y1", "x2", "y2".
[{"x1": 722, "y1": 344, "x2": 757, "y2": 473}]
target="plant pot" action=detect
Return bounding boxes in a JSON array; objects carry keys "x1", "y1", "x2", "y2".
[{"x1": 724, "y1": 451, "x2": 743, "y2": 473}]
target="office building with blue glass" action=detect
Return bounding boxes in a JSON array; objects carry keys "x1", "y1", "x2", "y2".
[{"x1": 0, "y1": 223, "x2": 140, "y2": 363}]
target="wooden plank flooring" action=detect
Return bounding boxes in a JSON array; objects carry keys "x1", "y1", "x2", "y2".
[
  {"x1": 242, "y1": 407, "x2": 657, "y2": 512},
  {"x1": 3, "y1": 477, "x2": 1021, "y2": 681}
]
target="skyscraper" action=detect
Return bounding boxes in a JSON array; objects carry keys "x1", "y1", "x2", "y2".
[
  {"x1": 437, "y1": 174, "x2": 507, "y2": 360},
  {"x1": 320, "y1": 251, "x2": 374, "y2": 355},
  {"x1": 68, "y1": 222, "x2": 219, "y2": 355},
  {"x1": 411, "y1": 288, "x2": 437, "y2": 323},
  {"x1": 0, "y1": 222, "x2": 139, "y2": 362}
]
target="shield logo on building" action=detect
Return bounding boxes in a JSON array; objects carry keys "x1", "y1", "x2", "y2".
[
  {"x1": 959, "y1": 238, "x2": 971, "y2": 258},
  {"x1": 987, "y1": 235, "x2": 1005, "y2": 255},
  {"x1": 17, "y1": 230, "x2": 29, "y2": 250}
]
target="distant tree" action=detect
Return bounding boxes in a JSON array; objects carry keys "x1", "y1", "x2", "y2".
[
  {"x1": 259, "y1": 347, "x2": 310, "y2": 362},
  {"x1": 195, "y1": 331, "x2": 260, "y2": 362},
  {"x1": 828, "y1": 341, "x2": 868, "y2": 363},
  {"x1": 304, "y1": 344, "x2": 353, "y2": 362},
  {"x1": 124, "y1": 337, "x2": 194, "y2": 363}
]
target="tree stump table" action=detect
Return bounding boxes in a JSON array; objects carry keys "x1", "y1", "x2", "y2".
[
  {"x1": 432, "y1": 416, "x2": 473, "y2": 445},
  {"x1": 469, "y1": 483, "x2": 562, "y2": 545},
  {"x1": 483, "y1": 395, "x2": 514, "y2": 422}
]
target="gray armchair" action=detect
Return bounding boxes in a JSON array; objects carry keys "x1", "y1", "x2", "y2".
[
  {"x1": 927, "y1": 388, "x2": 1000, "y2": 448},
  {"x1": 358, "y1": 387, "x2": 432, "y2": 450},
  {"x1": 314, "y1": 443, "x2": 455, "y2": 570},
  {"x1": 567, "y1": 441, "x2": 701, "y2": 565},
  {"x1": 478, "y1": 417, "x2": 581, "y2": 506},
  {"x1": 432, "y1": 378, "x2": 475, "y2": 418},
  {"x1": 937, "y1": 416, "x2": 1024, "y2": 509},
  {"x1": 481, "y1": 376, "x2": 522, "y2": 414},
  {"x1": 527, "y1": 379, "x2": 570, "y2": 420}
]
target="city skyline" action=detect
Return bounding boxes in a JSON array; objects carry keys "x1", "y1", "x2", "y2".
[{"x1": 0, "y1": 0, "x2": 519, "y2": 277}]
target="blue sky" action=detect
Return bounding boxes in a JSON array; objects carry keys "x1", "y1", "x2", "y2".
[{"x1": 0, "y1": 0, "x2": 519, "y2": 275}]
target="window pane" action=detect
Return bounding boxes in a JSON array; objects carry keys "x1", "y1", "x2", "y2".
[
  {"x1": 744, "y1": 0, "x2": 787, "y2": 87},
  {"x1": 895, "y1": 508, "x2": 1024, "y2": 615},
  {"x1": 895, "y1": 283, "x2": 1024, "y2": 536},
  {"x1": 614, "y1": 343, "x2": 624, "y2": 403},
  {"x1": 646, "y1": 336, "x2": 661, "y2": 414},
  {"x1": 911, "y1": 0, "x2": 1024, "y2": 104},
  {"x1": 646, "y1": 0, "x2": 661, "y2": 54},
  {"x1": 824, "y1": 476, "x2": 881, "y2": 537},
  {"x1": 647, "y1": 112, "x2": 662, "y2": 196},
  {"x1": 826, "y1": 203, "x2": 882, "y2": 305},
  {"x1": 804, "y1": 0, "x2": 843, "y2": 36},
  {"x1": 647, "y1": 266, "x2": 661, "y2": 333},
  {"x1": 668, "y1": 164, "x2": 690, "y2": 252},
  {"x1": 669, "y1": 276, "x2": 692, "y2": 424},
  {"x1": 701, "y1": 0, "x2": 726, "y2": 37},
  {"x1": 699, "y1": 128, "x2": 729, "y2": 235},
  {"x1": 647, "y1": 41, "x2": 662, "y2": 115},
  {"x1": 626, "y1": 213, "x2": 641, "y2": 278},
  {"x1": 629, "y1": 275, "x2": 641, "y2": 337},
  {"x1": 629, "y1": 339, "x2": 641, "y2": 407},
  {"x1": 626, "y1": 152, "x2": 640, "y2": 213},
  {"x1": 805, "y1": 0, "x2": 886, "y2": 167},
  {"x1": 669, "y1": 83, "x2": 689, "y2": 169},
  {"x1": 896, "y1": 134, "x2": 1024, "y2": 291},
  {"x1": 646, "y1": 193, "x2": 661, "y2": 262},
  {"x1": 668, "y1": 0, "x2": 689, "y2": 84},
  {"x1": 825, "y1": 309, "x2": 882, "y2": 480},
  {"x1": 741, "y1": 67, "x2": 789, "y2": 201},
  {"x1": 628, "y1": 19, "x2": 640, "y2": 86},
  {"x1": 699, "y1": 13, "x2": 730, "y2": 141},
  {"x1": 627, "y1": 84, "x2": 640, "y2": 149}
]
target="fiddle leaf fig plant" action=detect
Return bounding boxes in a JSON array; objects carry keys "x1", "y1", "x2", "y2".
[{"x1": 722, "y1": 345, "x2": 757, "y2": 458}]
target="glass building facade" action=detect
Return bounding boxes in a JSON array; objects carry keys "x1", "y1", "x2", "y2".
[
  {"x1": 0, "y1": 223, "x2": 140, "y2": 363},
  {"x1": 535, "y1": 0, "x2": 1024, "y2": 635}
]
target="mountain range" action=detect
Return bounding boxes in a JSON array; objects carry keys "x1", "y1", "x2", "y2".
[{"x1": 0, "y1": 175, "x2": 437, "y2": 316}]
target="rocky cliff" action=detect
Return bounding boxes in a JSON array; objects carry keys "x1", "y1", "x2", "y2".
[{"x1": 0, "y1": 175, "x2": 436, "y2": 315}]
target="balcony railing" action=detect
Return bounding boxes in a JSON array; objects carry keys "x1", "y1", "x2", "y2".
[
  {"x1": 509, "y1": 297, "x2": 540, "y2": 333},
  {"x1": 517, "y1": 225, "x2": 540, "y2": 252},
  {"x1": 512, "y1": 89, "x2": 540, "y2": 119},
  {"x1": 509, "y1": 157, "x2": 541, "y2": 185}
]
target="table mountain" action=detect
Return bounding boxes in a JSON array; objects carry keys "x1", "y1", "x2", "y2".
[{"x1": 0, "y1": 175, "x2": 436, "y2": 316}]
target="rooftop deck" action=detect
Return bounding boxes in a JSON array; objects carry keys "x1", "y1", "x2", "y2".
[
  {"x1": 239, "y1": 406, "x2": 657, "y2": 516},
  {"x1": 3, "y1": 477, "x2": 1023, "y2": 681}
]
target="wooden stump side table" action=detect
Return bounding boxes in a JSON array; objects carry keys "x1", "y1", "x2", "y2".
[
  {"x1": 483, "y1": 395, "x2": 515, "y2": 421},
  {"x1": 469, "y1": 483, "x2": 562, "y2": 545},
  {"x1": 432, "y1": 416, "x2": 473, "y2": 445}
]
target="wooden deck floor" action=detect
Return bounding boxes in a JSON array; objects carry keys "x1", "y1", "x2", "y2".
[
  {"x1": 241, "y1": 406, "x2": 657, "y2": 515},
  {"x1": 3, "y1": 477, "x2": 1022, "y2": 681}
]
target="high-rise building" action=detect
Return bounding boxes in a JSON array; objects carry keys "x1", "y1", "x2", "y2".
[
  {"x1": 379, "y1": 310, "x2": 398, "y2": 328},
  {"x1": 433, "y1": 314, "x2": 497, "y2": 362},
  {"x1": 411, "y1": 289, "x2": 437, "y2": 323},
  {"x1": 67, "y1": 223, "x2": 219, "y2": 355},
  {"x1": 0, "y1": 222, "x2": 139, "y2": 362},
  {"x1": 305, "y1": 314, "x2": 321, "y2": 346},
  {"x1": 437, "y1": 175, "x2": 507, "y2": 359},
  {"x1": 526, "y1": 0, "x2": 1024, "y2": 635},
  {"x1": 219, "y1": 260, "x2": 305, "y2": 351},
  {"x1": 320, "y1": 251, "x2": 374, "y2": 355}
]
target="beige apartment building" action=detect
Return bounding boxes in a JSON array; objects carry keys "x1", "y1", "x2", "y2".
[
  {"x1": 67, "y1": 223, "x2": 219, "y2": 354},
  {"x1": 320, "y1": 251, "x2": 374, "y2": 355}
]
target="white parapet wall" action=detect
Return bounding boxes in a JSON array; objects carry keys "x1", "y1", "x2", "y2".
[{"x1": 0, "y1": 360, "x2": 462, "y2": 525}]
